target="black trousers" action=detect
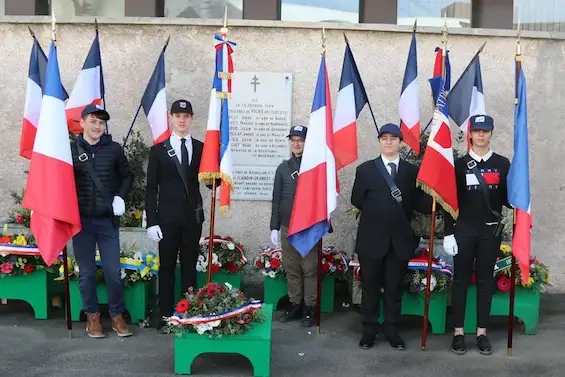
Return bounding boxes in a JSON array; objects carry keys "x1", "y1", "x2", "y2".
[
  {"x1": 158, "y1": 216, "x2": 202, "y2": 318},
  {"x1": 359, "y1": 244, "x2": 408, "y2": 337},
  {"x1": 451, "y1": 222, "x2": 501, "y2": 329}
]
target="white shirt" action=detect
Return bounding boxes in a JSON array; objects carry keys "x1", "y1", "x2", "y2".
[
  {"x1": 169, "y1": 132, "x2": 192, "y2": 164},
  {"x1": 381, "y1": 155, "x2": 400, "y2": 175},
  {"x1": 469, "y1": 148, "x2": 493, "y2": 162}
]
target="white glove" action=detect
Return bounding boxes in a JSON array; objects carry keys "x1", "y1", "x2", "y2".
[
  {"x1": 112, "y1": 196, "x2": 125, "y2": 216},
  {"x1": 270, "y1": 230, "x2": 280, "y2": 247},
  {"x1": 147, "y1": 225, "x2": 163, "y2": 243},
  {"x1": 443, "y1": 234, "x2": 458, "y2": 256}
]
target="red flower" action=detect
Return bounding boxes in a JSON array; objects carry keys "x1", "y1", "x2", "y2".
[
  {"x1": 176, "y1": 299, "x2": 190, "y2": 313},
  {"x1": 211, "y1": 264, "x2": 221, "y2": 273},
  {"x1": 497, "y1": 276, "x2": 511, "y2": 292},
  {"x1": 23, "y1": 264, "x2": 35, "y2": 273},
  {"x1": 471, "y1": 272, "x2": 477, "y2": 284},
  {"x1": 256, "y1": 260, "x2": 263, "y2": 268},
  {"x1": 16, "y1": 215, "x2": 24, "y2": 224},
  {"x1": 321, "y1": 263, "x2": 330, "y2": 273},
  {"x1": 226, "y1": 261, "x2": 239, "y2": 273},
  {"x1": 270, "y1": 259, "x2": 281, "y2": 268},
  {"x1": 326, "y1": 254, "x2": 335, "y2": 262}
]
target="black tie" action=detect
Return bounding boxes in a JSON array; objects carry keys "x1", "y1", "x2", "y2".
[
  {"x1": 181, "y1": 138, "x2": 189, "y2": 167},
  {"x1": 388, "y1": 162, "x2": 397, "y2": 181}
]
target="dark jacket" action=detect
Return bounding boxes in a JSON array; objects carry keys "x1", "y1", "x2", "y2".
[
  {"x1": 351, "y1": 156, "x2": 432, "y2": 260},
  {"x1": 145, "y1": 138, "x2": 207, "y2": 228},
  {"x1": 270, "y1": 154, "x2": 302, "y2": 230},
  {"x1": 71, "y1": 134, "x2": 134, "y2": 218}
]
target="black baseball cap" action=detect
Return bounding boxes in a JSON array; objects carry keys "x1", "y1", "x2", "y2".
[
  {"x1": 81, "y1": 104, "x2": 110, "y2": 121},
  {"x1": 287, "y1": 125, "x2": 307, "y2": 139},
  {"x1": 170, "y1": 99, "x2": 193, "y2": 115}
]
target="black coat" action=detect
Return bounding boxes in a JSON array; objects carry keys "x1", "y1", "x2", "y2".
[
  {"x1": 71, "y1": 134, "x2": 134, "y2": 218},
  {"x1": 145, "y1": 137, "x2": 208, "y2": 228},
  {"x1": 270, "y1": 154, "x2": 302, "y2": 230},
  {"x1": 351, "y1": 157, "x2": 432, "y2": 260}
]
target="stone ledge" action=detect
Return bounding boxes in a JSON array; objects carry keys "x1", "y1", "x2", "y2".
[{"x1": 1, "y1": 16, "x2": 565, "y2": 40}]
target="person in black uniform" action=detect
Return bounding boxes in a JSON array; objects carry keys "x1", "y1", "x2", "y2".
[
  {"x1": 442, "y1": 115, "x2": 511, "y2": 355},
  {"x1": 352, "y1": 123, "x2": 432, "y2": 350},
  {"x1": 145, "y1": 99, "x2": 208, "y2": 333}
]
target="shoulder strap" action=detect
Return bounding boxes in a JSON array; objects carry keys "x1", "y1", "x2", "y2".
[
  {"x1": 374, "y1": 158, "x2": 402, "y2": 203},
  {"x1": 76, "y1": 142, "x2": 113, "y2": 213},
  {"x1": 463, "y1": 155, "x2": 501, "y2": 219},
  {"x1": 162, "y1": 140, "x2": 192, "y2": 202}
]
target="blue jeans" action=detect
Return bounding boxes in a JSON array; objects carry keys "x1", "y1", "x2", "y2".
[{"x1": 72, "y1": 217, "x2": 125, "y2": 317}]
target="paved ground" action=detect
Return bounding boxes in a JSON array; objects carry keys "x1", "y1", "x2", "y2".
[{"x1": 1, "y1": 283, "x2": 565, "y2": 377}]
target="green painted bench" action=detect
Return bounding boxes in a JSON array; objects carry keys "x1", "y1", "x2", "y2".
[
  {"x1": 262, "y1": 274, "x2": 335, "y2": 313},
  {"x1": 174, "y1": 303, "x2": 273, "y2": 377},
  {"x1": 0, "y1": 270, "x2": 61, "y2": 319}
]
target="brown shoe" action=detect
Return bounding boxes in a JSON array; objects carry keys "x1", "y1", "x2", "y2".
[
  {"x1": 111, "y1": 315, "x2": 132, "y2": 337},
  {"x1": 86, "y1": 312, "x2": 105, "y2": 339}
]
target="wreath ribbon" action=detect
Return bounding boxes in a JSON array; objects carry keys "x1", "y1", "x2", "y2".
[{"x1": 169, "y1": 300, "x2": 262, "y2": 326}]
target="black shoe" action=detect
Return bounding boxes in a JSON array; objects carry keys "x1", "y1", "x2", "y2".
[
  {"x1": 301, "y1": 307, "x2": 315, "y2": 327},
  {"x1": 450, "y1": 334, "x2": 466, "y2": 355},
  {"x1": 156, "y1": 319, "x2": 168, "y2": 334},
  {"x1": 386, "y1": 330, "x2": 405, "y2": 350},
  {"x1": 476, "y1": 334, "x2": 492, "y2": 355},
  {"x1": 359, "y1": 334, "x2": 375, "y2": 350},
  {"x1": 279, "y1": 303, "x2": 302, "y2": 323}
]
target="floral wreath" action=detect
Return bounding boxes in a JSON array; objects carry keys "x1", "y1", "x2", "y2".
[{"x1": 197, "y1": 235, "x2": 247, "y2": 274}]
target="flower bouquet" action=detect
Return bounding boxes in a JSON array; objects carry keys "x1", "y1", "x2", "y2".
[
  {"x1": 255, "y1": 247, "x2": 284, "y2": 278},
  {"x1": 197, "y1": 235, "x2": 247, "y2": 275},
  {"x1": 320, "y1": 246, "x2": 349, "y2": 279},
  {"x1": 0, "y1": 230, "x2": 55, "y2": 278},
  {"x1": 166, "y1": 282, "x2": 264, "y2": 338},
  {"x1": 404, "y1": 248, "x2": 453, "y2": 294},
  {"x1": 494, "y1": 243, "x2": 550, "y2": 291}
]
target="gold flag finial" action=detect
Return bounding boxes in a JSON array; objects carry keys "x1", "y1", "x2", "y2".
[
  {"x1": 51, "y1": 2, "x2": 57, "y2": 43},
  {"x1": 413, "y1": 18, "x2": 417, "y2": 32},
  {"x1": 220, "y1": 5, "x2": 229, "y2": 40},
  {"x1": 516, "y1": 19, "x2": 521, "y2": 56},
  {"x1": 322, "y1": 27, "x2": 327, "y2": 52}
]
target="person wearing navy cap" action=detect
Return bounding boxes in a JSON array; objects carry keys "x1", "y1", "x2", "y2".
[
  {"x1": 351, "y1": 123, "x2": 432, "y2": 350},
  {"x1": 442, "y1": 114, "x2": 512, "y2": 355},
  {"x1": 270, "y1": 125, "x2": 318, "y2": 327}
]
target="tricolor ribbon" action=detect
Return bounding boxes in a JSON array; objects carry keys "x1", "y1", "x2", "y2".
[
  {"x1": 0, "y1": 244, "x2": 40, "y2": 256},
  {"x1": 169, "y1": 300, "x2": 262, "y2": 326}
]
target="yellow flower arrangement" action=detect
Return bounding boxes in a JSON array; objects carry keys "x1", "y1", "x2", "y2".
[{"x1": 12, "y1": 235, "x2": 28, "y2": 246}]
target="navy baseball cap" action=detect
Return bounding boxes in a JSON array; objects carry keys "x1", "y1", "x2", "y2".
[
  {"x1": 378, "y1": 123, "x2": 403, "y2": 139},
  {"x1": 287, "y1": 125, "x2": 307, "y2": 138},
  {"x1": 170, "y1": 99, "x2": 193, "y2": 114},
  {"x1": 470, "y1": 115, "x2": 494, "y2": 131},
  {"x1": 81, "y1": 104, "x2": 110, "y2": 120}
]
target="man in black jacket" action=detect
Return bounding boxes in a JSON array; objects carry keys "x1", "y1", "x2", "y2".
[
  {"x1": 71, "y1": 104, "x2": 134, "y2": 339},
  {"x1": 352, "y1": 123, "x2": 431, "y2": 350},
  {"x1": 270, "y1": 125, "x2": 317, "y2": 327},
  {"x1": 145, "y1": 99, "x2": 208, "y2": 333}
]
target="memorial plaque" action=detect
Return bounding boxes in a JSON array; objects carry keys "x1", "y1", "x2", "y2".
[{"x1": 227, "y1": 72, "x2": 293, "y2": 201}]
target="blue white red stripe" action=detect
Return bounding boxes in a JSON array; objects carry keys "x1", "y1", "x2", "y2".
[
  {"x1": 288, "y1": 54, "x2": 338, "y2": 257},
  {"x1": 66, "y1": 32, "x2": 105, "y2": 134},
  {"x1": 169, "y1": 300, "x2": 262, "y2": 325},
  {"x1": 507, "y1": 68, "x2": 532, "y2": 284},
  {"x1": 141, "y1": 47, "x2": 171, "y2": 144},
  {"x1": 333, "y1": 41, "x2": 368, "y2": 170},
  {"x1": 22, "y1": 41, "x2": 82, "y2": 266},
  {"x1": 399, "y1": 32, "x2": 420, "y2": 155}
]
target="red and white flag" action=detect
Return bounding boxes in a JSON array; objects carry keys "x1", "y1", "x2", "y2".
[
  {"x1": 416, "y1": 78, "x2": 458, "y2": 219},
  {"x1": 65, "y1": 31, "x2": 105, "y2": 134},
  {"x1": 23, "y1": 41, "x2": 81, "y2": 266}
]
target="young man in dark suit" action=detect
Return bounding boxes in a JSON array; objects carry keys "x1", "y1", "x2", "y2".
[
  {"x1": 351, "y1": 123, "x2": 432, "y2": 350},
  {"x1": 145, "y1": 99, "x2": 207, "y2": 333}
]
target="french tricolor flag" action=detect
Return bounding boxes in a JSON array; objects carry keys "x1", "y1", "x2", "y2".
[
  {"x1": 141, "y1": 45, "x2": 171, "y2": 144},
  {"x1": 20, "y1": 36, "x2": 68, "y2": 160},
  {"x1": 399, "y1": 31, "x2": 420, "y2": 155},
  {"x1": 65, "y1": 31, "x2": 105, "y2": 135},
  {"x1": 288, "y1": 53, "x2": 338, "y2": 257},
  {"x1": 333, "y1": 37, "x2": 368, "y2": 170},
  {"x1": 22, "y1": 40, "x2": 81, "y2": 266}
]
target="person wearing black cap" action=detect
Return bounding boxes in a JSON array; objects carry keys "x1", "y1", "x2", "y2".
[
  {"x1": 351, "y1": 123, "x2": 432, "y2": 350},
  {"x1": 70, "y1": 104, "x2": 134, "y2": 338},
  {"x1": 145, "y1": 99, "x2": 211, "y2": 333},
  {"x1": 270, "y1": 125, "x2": 317, "y2": 327},
  {"x1": 443, "y1": 114, "x2": 511, "y2": 355}
]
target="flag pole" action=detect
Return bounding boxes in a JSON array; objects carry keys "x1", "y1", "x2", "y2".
[
  {"x1": 123, "y1": 35, "x2": 171, "y2": 146},
  {"x1": 507, "y1": 19, "x2": 521, "y2": 357},
  {"x1": 421, "y1": 19, "x2": 448, "y2": 351},
  {"x1": 94, "y1": 18, "x2": 109, "y2": 135},
  {"x1": 51, "y1": 2, "x2": 73, "y2": 338}
]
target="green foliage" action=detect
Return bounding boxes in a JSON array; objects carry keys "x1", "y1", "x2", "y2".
[
  {"x1": 120, "y1": 130, "x2": 150, "y2": 227},
  {"x1": 8, "y1": 190, "x2": 31, "y2": 228}
]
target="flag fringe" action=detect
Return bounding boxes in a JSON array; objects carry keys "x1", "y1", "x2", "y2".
[
  {"x1": 220, "y1": 204, "x2": 230, "y2": 214},
  {"x1": 219, "y1": 172, "x2": 234, "y2": 192},
  {"x1": 217, "y1": 72, "x2": 233, "y2": 80},
  {"x1": 216, "y1": 92, "x2": 231, "y2": 99},
  {"x1": 198, "y1": 172, "x2": 221, "y2": 185},
  {"x1": 416, "y1": 182, "x2": 459, "y2": 220}
]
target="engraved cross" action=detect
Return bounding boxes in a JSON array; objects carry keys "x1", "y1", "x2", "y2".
[{"x1": 250, "y1": 75, "x2": 260, "y2": 92}]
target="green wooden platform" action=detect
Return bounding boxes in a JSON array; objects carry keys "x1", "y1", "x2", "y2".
[
  {"x1": 0, "y1": 270, "x2": 61, "y2": 319},
  {"x1": 174, "y1": 304, "x2": 273, "y2": 376},
  {"x1": 68, "y1": 280, "x2": 151, "y2": 323},
  {"x1": 463, "y1": 285, "x2": 541, "y2": 334},
  {"x1": 262, "y1": 274, "x2": 335, "y2": 313}
]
